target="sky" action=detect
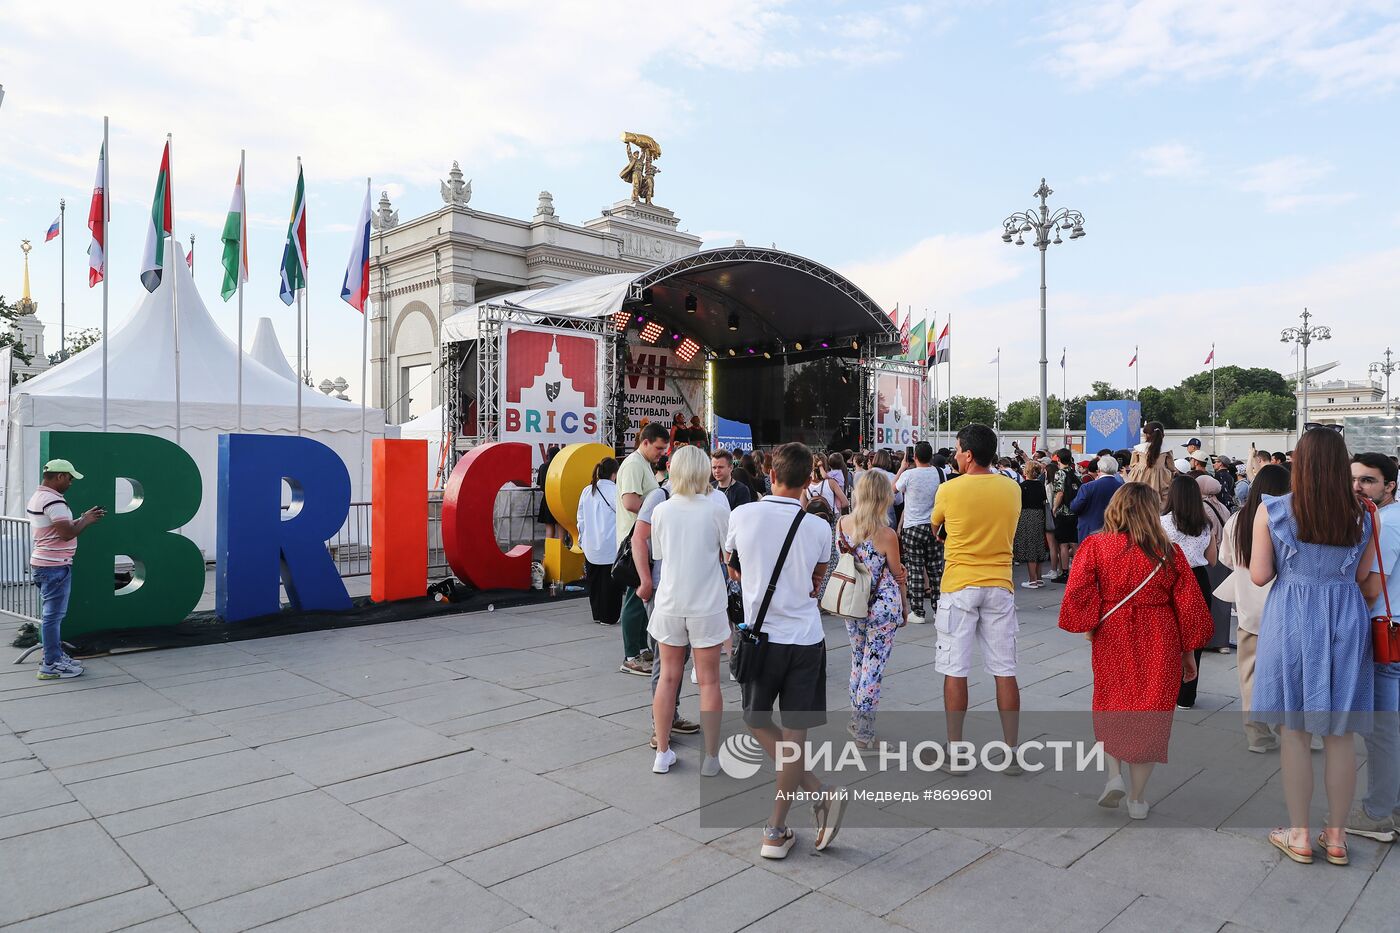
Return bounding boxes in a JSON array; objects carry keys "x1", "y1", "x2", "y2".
[{"x1": 3, "y1": 0, "x2": 1400, "y2": 409}]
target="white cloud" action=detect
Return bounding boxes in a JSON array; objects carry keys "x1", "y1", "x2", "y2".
[
  {"x1": 1041, "y1": 0, "x2": 1400, "y2": 96},
  {"x1": 1136, "y1": 142, "x2": 1204, "y2": 178},
  {"x1": 1238, "y1": 155, "x2": 1356, "y2": 212},
  {"x1": 839, "y1": 230, "x2": 1025, "y2": 319}
]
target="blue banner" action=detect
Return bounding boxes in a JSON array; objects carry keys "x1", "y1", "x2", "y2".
[{"x1": 714, "y1": 417, "x2": 754, "y2": 453}]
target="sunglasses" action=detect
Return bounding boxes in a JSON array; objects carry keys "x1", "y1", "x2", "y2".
[{"x1": 1304, "y1": 422, "x2": 1344, "y2": 434}]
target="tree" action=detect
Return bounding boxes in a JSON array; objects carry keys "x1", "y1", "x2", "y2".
[
  {"x1": 49, "y1": 327, "x2": 101, "y2": 365},
  {"x1": 1000, "y1": 396, "x2": 1065, "y2": 432},
  {"x1": 942, "y1": 395, "x2": 997, "y2": 430},
  {"x1": 1223, "y1": 391, "x2": 1295, "y2": 430}
]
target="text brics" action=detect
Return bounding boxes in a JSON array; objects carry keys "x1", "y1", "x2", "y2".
[{"x1": 42, "y1": 431, "x2": 614, "y2": 639}]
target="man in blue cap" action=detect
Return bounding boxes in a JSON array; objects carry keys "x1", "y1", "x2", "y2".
[{"x1": 27, "y1": 459, "x2": 105, "y2": 680}]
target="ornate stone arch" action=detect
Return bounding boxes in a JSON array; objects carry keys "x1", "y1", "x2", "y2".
[{"x1": 390, "y1": 299, "x2": 437, "y2": 355}]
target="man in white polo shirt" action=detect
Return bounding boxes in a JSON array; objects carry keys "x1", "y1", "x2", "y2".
[
  {"x1": 28, "y1": 459, "x2": 105, "y2": 680},
  {"x1": 725, "y1": 442, "x2": 845, "y2": 860}
]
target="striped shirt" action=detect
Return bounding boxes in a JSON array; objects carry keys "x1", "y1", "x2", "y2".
[{"x1": 28, "y1": 487, "x2": 77, "y2": 567}]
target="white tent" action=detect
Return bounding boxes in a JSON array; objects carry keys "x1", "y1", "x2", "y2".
[
  {"x1": 249, "y1": 316, "x2": 298, "y2": 382},
  {"x1": 398, "y1": 405, "x2": 445, "y2": 487},
  {"x1": 4, "y1": 243, "x2": 386, "y2": 557}
]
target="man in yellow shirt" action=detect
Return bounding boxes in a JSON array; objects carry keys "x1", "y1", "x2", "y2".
[{"x1": 931, "y1": 423, "x2": 1022, "y2": 773}]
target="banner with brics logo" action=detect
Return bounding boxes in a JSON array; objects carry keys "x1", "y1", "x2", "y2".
[
  {"x1": 45, "y1": 429, "x2": 616, "y2": 642},
  {"x1": 500, "y1": 325, "x2": 603, "y2": 468}
]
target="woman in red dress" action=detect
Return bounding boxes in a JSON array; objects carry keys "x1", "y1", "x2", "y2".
[{"x1": 1059, "y1": 482, "x2": 1214, "y2": 820}]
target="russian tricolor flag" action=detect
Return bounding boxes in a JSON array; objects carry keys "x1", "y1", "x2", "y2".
[
  {"x1": 44, "y1": 215, "x2": 60, "y2": 242},
  {"x1": 340, "y1": 182, "x2": 371, "y2": 313}
]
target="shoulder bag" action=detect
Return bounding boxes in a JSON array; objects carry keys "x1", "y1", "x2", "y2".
[
  {"x1": 1361, "y1": 499, "x2": 1399, "y2": 663},
  {"x1": 820, "y1": 529, "x2": 872, "y2": 619},
  {"x1": 730, "y1": 505, "x2": 809, "y2": 684},
  {"x1": 610, "y1": 488, "x2": 667, "y2": 588},
  {"x1": 1098, "y1": 559, "x2": 1164, "y2": 626}
]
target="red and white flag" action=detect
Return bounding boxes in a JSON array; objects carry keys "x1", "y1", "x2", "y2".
[
  {"x1": 932, "y1": 321, "x2": 951, "y2": 365},
  {"x1": 86, "y1": 142, "x2": 106, "y2": 287},
  {"x1": 1204, "y1": 347, "x2": 1215, "y2": 365},
  {"x1": 1128, "y1": 352, "x2": 1137, "y2": 367},
  {"x1": 899, "y1": 309, "x2": 911, "y2": 355}
]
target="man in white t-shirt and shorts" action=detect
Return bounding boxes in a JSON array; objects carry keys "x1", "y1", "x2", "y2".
[
  {"x1": 895, "y1": 440, "x2": 942, "y2": 625},
  {"x1": 725, "y1": 442, "x2": 846, "y2": 860}
]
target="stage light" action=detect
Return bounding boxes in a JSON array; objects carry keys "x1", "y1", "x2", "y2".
[
  {"x1": 676, "y1": 338, "x2": 700, "y2": 363},
  {"x1": 727, "y1": 348, "x2": 736, "y2": 357},
  {"x1": 727, "y1": 312, "x2": 739, "y2": 332},
  {"x1": 641, "y1": 287, "x2": 654, "y2": 307},
  {"x1": 747, "y1": 347, "x2": 755, "y2": 354},
  {"x1": 821, "y1": 341, "x2": 829, "y2": 349},
  {"x1": 635, "y1": 314, "x2": 646, "y2": 323},
  {"x1": 610, "y1": 310, "x2": 632, "y2": 332},
  {"x1": 763, "y1": 350, "x2": 772, "y2": 359},
  {"x1": 640, "y1": 321, "x2": 664, "y2": 343},
  {"x1": 840, "y1": 371, "x2": 848, "y2": 384},
  {"x1": 794, "y1": 341, "x2": 803, "y2": 351},
  {"x1": 850, "y1": 338, "x2": 859, "y2": 350},
  {"x1": 672, "y1": 333, "x2": 681, "y2": 341},
  {"x1": 685, "y1": 292, "x2": 698, "y2": 313}
]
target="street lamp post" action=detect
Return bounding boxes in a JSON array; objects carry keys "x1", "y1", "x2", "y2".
[
  {"x1": 1280, "y1": 307, "x2": 1331, "y2": 430},
  {"x1": 1370, "y1": 348, "x2": 1397, "y2": 419},
  {"x1": 1002, "y1": 179, "x2": 1085, "y2": 453}
]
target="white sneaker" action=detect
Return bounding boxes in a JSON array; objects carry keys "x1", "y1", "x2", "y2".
[
  {"x1": 1042, "y1": 571, "x2": 1058, "y2": 579},
  {"x1": 1127, "y1": 798, "x2": 1150, "y2": 820},
  {"x1": 1097, "y1": 774, "x2": 1126, "y2": 809},
  {"x1": 906, "y1": 611, "x2": 925, "y2": 626},
  {"x1": 701, "y1": 755, "x2": 721, "y2": 777},
  {"x1": 652, "y1": 748, "x2": 677, "y2": 774}
]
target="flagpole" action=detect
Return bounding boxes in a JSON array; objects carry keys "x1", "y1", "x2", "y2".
[
  {"x1": 1135, "y1": 344, "x2": 1140, "y2": 397},
  {"x1": 170, "y1": 133, "x2": 181, "y2": 450},
  {"x1": 58, "y1": 198, "x2": 65, "y2": 360},
  {"x1": 930, "y1": 316, "x2": 940, "y2": 450},
  {"x1": 1211, "y1": 343, "x2": 1217, "y2": 453},
  {"x1": 101, "y1": 117, "x2": 109, "y2": 431},
  {"x1": 189, "y1": 234, "x2": 195, "y2": 275},
  {"x1": 237, "y1": 149, "x2": 245, "y2": 433},
  {"x1": 1062, "y1": 346, "x2": 1068, "y2": 446},
  {"x1": 361, "y1": 177, "x2": 371, "y2": 500},
  {"x1": 946, "y1": 312, "x2": 952, "y2": 440},
  {"x1": 296, "y1": 156, "x2": 304, "y2": 436},
  {"x1": 996, "y1": 347, "x2": 1001, "y2": 438}
]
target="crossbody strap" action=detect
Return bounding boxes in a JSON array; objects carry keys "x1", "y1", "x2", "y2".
[
  {"x1": 751, "y1": 505, "x2": 809, "y2": 638},
  {"x1": 1100, "y1": 560, "x2": 1164, "y2": 624},
  {"x1": 1362, "y1": 498, "x2": 1393, "y2": 619}
]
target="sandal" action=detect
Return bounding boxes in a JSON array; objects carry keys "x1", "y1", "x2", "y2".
[
  {"x1": 1316, "y1": 832, "x2": 1349, "y2": 866},
  {"x1": 1269, "y1": 828, "x2": 1313, "y2": 864}
]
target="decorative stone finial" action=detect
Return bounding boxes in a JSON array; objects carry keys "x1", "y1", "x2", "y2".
[
  {"x1": 441, "y1": 161, "x2": 472, "y2": 206},
  {"x1": 535, "y1": 190, "x2": 556, "y2": 219},
  {"x1": 372, "y1": 191, "x2": 399, "y2": 231}
]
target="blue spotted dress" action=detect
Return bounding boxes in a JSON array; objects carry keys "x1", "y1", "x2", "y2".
[{"x1": 1252, "y1": 493, "x2": 1374, "y2": 735}]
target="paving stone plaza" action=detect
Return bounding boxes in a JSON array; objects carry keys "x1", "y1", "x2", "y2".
[{"x1": 2, "y1": 589, "x2": 1396, "y2": 932}]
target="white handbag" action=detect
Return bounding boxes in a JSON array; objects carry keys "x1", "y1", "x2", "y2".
[{"x1": 821, "y1": 532, "x2": 872, "y2": 619}]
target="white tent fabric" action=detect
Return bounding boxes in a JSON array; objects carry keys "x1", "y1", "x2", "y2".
[
  {"x1": 440, "y1": 273, "x2": 635, "y2": 343},
  {"x1": 5, "y1": 243, "x2": 386, "y2": 557},
  {"x1": 398, "y1": 405, "x2": 445, "y2": 487},
  {"x1": 249, "y1": 316, "x2": 298, "y2": 382}
]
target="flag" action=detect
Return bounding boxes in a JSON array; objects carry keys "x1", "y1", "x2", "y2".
[
  {"x1": 932, "y1": 321, "x2": 950, "y2": 365},
  {"x1": 140, "y1": 139, "x2": 173, "y2": 292},
  {"x1": 1060, "y1": 349, "x2": 1066, "y2": 369},
  {"x1": 279, "y1": 164, "x2": 307, "y2": 305},
  {"x1": 898, "y1": 309, "x2": 911, "y2": 357},
  {"x1": 186, "y1": 242, "x2": 194, "y2": 270},
  {"x1": 220, "y1": 163, "x2": 249, "y2": 301},
  {"x1": 1128, "y1": 352, "x2": 1137, "y2": 367},
  {"x1": 888, "y1": 301, "x2": 899, "y2": 324},
  {"x1": 989, "y1": 350, "x2": 1000, "y2": 365},
  {"x1": 1204, "y1": 347, "x2": 1215, "y2": 365},
  {"x1": 87, "y1": 142, "x2": 106, "y2": 287},
  {"x1": 340, "y1": 182, "x2": 372, "y2": 313},
  {"x1": 908, "y1": 320, "x2": 927, "y2": 365},
  {"x1": 44, "y1": 215, "x2": 60, "y2": 242}
]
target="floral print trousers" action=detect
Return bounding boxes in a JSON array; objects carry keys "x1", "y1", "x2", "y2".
[{"x1": 846, "y1": 615, "x2": 900, "y2": 741}]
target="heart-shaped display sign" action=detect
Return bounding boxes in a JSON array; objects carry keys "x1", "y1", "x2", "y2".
[{"x1": 1089, "y1": 407, "x2": 1125, "y2": 437}]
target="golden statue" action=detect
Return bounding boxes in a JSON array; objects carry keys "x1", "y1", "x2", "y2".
[{"x1": 619, "y1": 132, "x2": 661, "y2": 205}]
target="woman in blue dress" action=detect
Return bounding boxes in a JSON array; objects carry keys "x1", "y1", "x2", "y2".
[{"x1": 1250, "y1": 427, "x2": 1383, "y2": 866}]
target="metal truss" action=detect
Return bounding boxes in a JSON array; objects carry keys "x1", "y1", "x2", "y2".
[{"x1": 441, "y1": 301, "x2": 620, "y2": 471}]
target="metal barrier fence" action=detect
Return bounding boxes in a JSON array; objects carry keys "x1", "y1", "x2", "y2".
[
  {"x1": 0, "y1": 517, "x2": 40, "y2": 623},
  {"x1": 330, "y1": 487, "x2": 544, "y2": 581}
]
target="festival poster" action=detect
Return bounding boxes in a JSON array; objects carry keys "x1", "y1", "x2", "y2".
[
  {"x1": 873, "y1": 371, "x2": 924, "y2": 448},
  {"x1": 622, "y1": 341, "x2": 707, "y2": 449},
  {"x1": 500, "y1": 325, "x2": 603, "y2": 468}
]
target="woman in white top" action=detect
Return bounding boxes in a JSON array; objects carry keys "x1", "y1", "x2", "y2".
[
  {"x1": 1215, "y1": 465, "x2": 1288, "y2": 751},
  {"x1": 1161, "y1": 475, "x2": 1217, "y2": 710},
  {"x1": 803, "y1": 453, "x2": 849, "y2": 515},
  {"x1": 647, "y1": 445, "x2": 731, "y2": 776},
  {"x1": 576, "y1": 458, "x2": 621, "y2": 626}
]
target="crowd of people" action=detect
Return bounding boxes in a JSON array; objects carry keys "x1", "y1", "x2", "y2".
[{"x1": 568, "y1": 419, "x2": 1400, "y2": 866}]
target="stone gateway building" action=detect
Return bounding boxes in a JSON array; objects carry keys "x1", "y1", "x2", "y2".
[{"x1": 367, "y1": 161, "x2": 701, "y2": 423}]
